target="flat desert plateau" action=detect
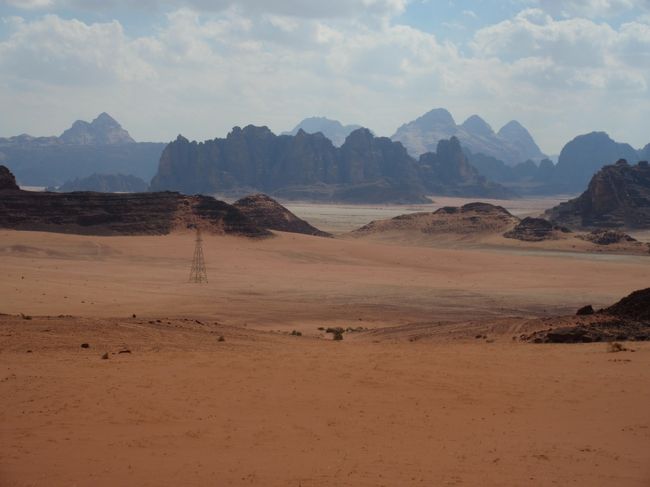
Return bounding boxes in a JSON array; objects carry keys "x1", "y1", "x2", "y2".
[{"x1": 1, "y1": 212, "x2": 649, "y2": 486}]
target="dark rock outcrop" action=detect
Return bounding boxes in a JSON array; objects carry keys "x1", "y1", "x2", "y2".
[
  {"x1": 503, "y1": 217, "x2": 570, "y2": 242},
  {"x1": 0, "y1": 165, "x2": 19, "y2": 190},
  {"x1": 233, "y1": 194, "x2": 330, "y2": 237},
  {"x1": 524, "y1": 288, "x2": 650, "y2": 343},
  {"x1": 578, "y1": 229, "x2": 638, "y2": 245},
  {"x1": 52, "y1": 173, "x2": 148, "y2": 193},
  {"x1": 605, "y1": 288, "x2": 650, "y2": 321},
  {"x1": 546, "y1": 160, "x2": 650, "y2": 229},
  {"x1": 150, "y1": 126, "x2": 511, "y2": 204},
  {"x1": 576, "y1": 305, "x2": 595, "y2": 316},
  {"x1": 0, "y1": 167, "x2": 267, "y2": 237}
]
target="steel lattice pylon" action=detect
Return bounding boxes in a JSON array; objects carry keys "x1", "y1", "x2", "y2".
[{"x1": 189, "y1": 228, "x2": 208, "y2": 283}]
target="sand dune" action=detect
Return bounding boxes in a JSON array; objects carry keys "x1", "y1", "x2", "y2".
[{"x1": 1, "y1": 229, "x2": 649, "y2": 486}]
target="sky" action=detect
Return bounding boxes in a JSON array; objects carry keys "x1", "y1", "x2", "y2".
[{"x1": 0, "y1": 0, "x2": 649, "y2": 154}]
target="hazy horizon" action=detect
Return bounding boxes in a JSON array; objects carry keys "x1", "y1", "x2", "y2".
[{"x1": 1, "y1": 0, "x2": 649, "y2": 153}]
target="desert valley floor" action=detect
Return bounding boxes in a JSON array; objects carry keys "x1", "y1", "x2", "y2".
[{"x1": 1, "y1": 199, "x2": 649, "y2": 486}]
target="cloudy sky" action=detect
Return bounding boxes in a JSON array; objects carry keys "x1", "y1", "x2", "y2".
[{"x1": 0, "y1": 0, "x2": 649, "y2": 153}]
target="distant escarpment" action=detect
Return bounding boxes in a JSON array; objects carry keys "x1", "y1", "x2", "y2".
[
  {"x1": 0, "y1": 166, "x2": 267, "y2": 237},
  {"x1": 150, "y1": 126, "x2": 512, "y2": 204},
  {"x1": 233, "y1": 194, "x2": 330, "y2": 237},
  {"x1": 546, "y1": 160, "x2": 650, "y2": 229},
  {"x1": 52, "y1": 173, "x2": 148, "y2": 193},
  {"x1": 0, "y1": 113, "x2": 165, "y2": 187}
]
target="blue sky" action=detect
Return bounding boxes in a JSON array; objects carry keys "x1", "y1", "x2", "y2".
[{"x1": 1, "y1": 0, "x2": 649, "y2": 153}]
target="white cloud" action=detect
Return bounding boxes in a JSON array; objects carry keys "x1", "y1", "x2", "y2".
[
  {"x1": 0, "y1": 5, "x2": 649, "y2": 153},
  {"x1": 532, "y1": 0, "x2": 649, "y2": 18}
]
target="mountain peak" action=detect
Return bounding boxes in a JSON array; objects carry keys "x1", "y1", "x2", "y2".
[
  {"x1": 462, "y1": 115, "x2": 494, "y2": 137},
  {"x1": 60, "y1": 113, "x2": 135, "y2": 145},
  {"x1": 417, "y1": 108, "x2": 456, "y2": 128}
]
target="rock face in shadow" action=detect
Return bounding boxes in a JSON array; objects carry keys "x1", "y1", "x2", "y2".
[
  {"x1": 233, "y1": 194, "x2": 330, "y2": 237},
  {"x1": 0, "y1": 165, "x2": 19, "y2": 190},
  {"x1": 0, "y1": 166, "x2": 268, "y2": 237},
  {"x1": 418, "y1": 137, "x2": 517, "y2": 198},
  {"x1": 52, "y1": 173, "x2": 148, "y2": 193},
  {"x1": 503, "y1": 217, "x2": 571, "y2": 242},
  {"x1": 605, "y1": 288, "x2": 650, "y2": 321},
  {"x1": 546, "y1": 160, "x2": 650, "y2": 229},
  {"x1": 150, "y1": 126, "x2": 513, "y2": 204},
  {"x1": 552, "y1": 132, "x2": 640, "y2": 192}
]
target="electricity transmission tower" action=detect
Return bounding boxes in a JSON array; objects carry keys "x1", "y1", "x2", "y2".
[{"x1": 189, "y1": 227, "x2": 208, "y2": 283}]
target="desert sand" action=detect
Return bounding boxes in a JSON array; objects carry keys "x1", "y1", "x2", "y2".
[{"x1": 1, "y1": 228, "x2": 649, "y2": 486}]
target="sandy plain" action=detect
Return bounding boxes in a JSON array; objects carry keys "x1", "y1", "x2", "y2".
[{"x1": 1, "y1": 219, "x2": 650, "y2": 486}]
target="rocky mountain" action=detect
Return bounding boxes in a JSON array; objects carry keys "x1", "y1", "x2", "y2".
[
  {"x1": 546, "y1": 159, "x2": 650, "y2": 229},
  {"x1": 551, "y1": 132, "x2": 640, "y2": 193},
  {"x1": 391, "y1": 108, "x2": 545, "y2": 165},
  {"x1": 233, "y1": 194, "x2": 330, "y2": 237},
  {"x1": 284, "y1": 117, "x2": 362, "y2": 146},
  {"x1": 150, "y1": 126, "x2": 513, "y2": 204},
  {"x1": 418, "y1": 137, "x2": 515, "y2": 198},
  {"x1": 0, "y1": 166, "x2": 268, "y2": 237},
  {"x1": 52, "y1": 173, "x2": 148, "y2": 193},
  {"x1": 59, "y1": 113, "x2": 135, "y2": 145},
  {"x1": 0, "y1": 114, "x2": 165, "y2": 186}
]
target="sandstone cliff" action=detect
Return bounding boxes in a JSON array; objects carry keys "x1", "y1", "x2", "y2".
[{"x1": 546, "y1": 160, "x2": 650, "y2": 229}]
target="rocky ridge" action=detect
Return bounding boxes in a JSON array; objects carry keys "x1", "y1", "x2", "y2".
[
  {"x1": 233, "y1": 194, "x2": 330, "y2": 237},
  {"x1": 0, "y1": 166, "x2": 268, "y2": 237}
]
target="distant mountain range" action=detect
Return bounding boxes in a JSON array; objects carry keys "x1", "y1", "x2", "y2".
[
  {"x1": 390, "y1": 108, "x2": 546, "y2": 165},
  {"x1": 150, "y1": 126, "x2": 511, "y2": 203},
  {"x1": 0, "y1": 113, "x2": 164, "y2": 187},
  {"x1": 283, "y1": 117, "x2": 362, "y2": 146},
  {"x1": 3, "y1": 111, "x2": 649, "y2": 202},
  {"x1": 51, "y1": 173, "x2": 148, "y2": 193}
]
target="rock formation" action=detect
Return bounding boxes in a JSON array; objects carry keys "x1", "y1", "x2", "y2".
[
  {"x1": 352, "y1": 202, "x2": 520, "y2": 237},
  {"x1": 52, "y1": 173, "x2": 148, "y2": 193},
  {"x1": 546, "y1": 160, "x2": 650, "y2": 229},
  {"x1": 283, "y1": 117, "x2": 362, "y2": 146},
  {"x1": 503, "y1": 217, "x2": 571, "y2": 242},
  {"x1": 605, "y1": 288, "x2": 650, "y2": 322},
  {"x1": 391, "y1": 108, "x2": 545, "y2": 164},
  {"x1": 578, "y1": 229, "x2": 638, "y2": 245},
  {"x1": 0, "y1": 167, "x2": 267, "y2": 237},
  {"x1": 233, "y1": 194, "x2": 330, "y2": 237},
  {"x1": 0, "y1": 165, "x2": 19, "y2": 190},
  {"x1": 418, "y1": 137, "x2": 516, "y2": 198},
  {"x1": 150, "y1": 126, "x2": 512, "y2": 204}
]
